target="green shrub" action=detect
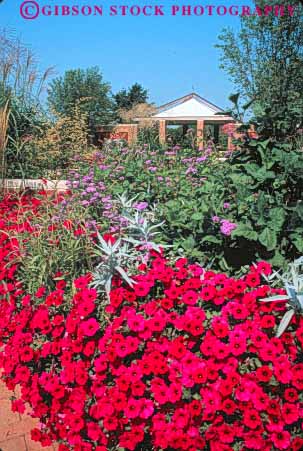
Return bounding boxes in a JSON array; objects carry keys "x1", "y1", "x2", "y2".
[{"x1": 70, "y1": 137, "x2": 302, "y2": 274}]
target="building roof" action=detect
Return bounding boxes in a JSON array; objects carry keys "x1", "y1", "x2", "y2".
[{"x1": 151, "y1": 92, "x2": 232, "y2": 121}]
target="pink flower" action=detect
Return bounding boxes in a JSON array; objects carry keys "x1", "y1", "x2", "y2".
[
  {"x1": 11, "y1": 399, "x2": 25, "y2": 413},
  {"x1": 127, "y1": 314, "x2": 145, "y2": 332},
  {"x1": 124, "y1": 398, "x2": 142, "y2": 418},
  {"x1": 133, "y1": 201, "x2": 148, "y2": 211},
  {"x1": 140, "y1": 399, "x2": 154, "y2": 419},
  {"x1": 271, "y1": 431, "x2": 291, "y2": 450},
  {"x1": 220, "y1": 219, "x2": 237, "y2": 236},
  {"x1": 80, "y1": 318, "x2": 99, "y2": 336}
]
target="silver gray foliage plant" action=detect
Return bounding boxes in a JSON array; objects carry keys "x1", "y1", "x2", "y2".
[
  {"x1": 258, "y1": 256, "x2": 303, "y2": 337},
  {"x1": 91, "y1": 193, "x2": 167, "y2": 300}
]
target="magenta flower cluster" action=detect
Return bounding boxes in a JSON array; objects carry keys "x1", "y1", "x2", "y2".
[{"x1": 212, "y1": 216, "x2": 238, "y2": 236}]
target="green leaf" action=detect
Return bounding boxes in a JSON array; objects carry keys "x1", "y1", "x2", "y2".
[
  {"x1": 192, "y1": 212, "x2": 203, "y2": 221},
  {"x1": 201, "y1": 235, "x2": 222, "y2": 244},
  {"x1": 244, "y1": 163, "x2": 260, "y2": 177},
  {"x1": 219, "y1": 257, "x2": 231, "y2": 271},
  {"x1": 181, "y1": 236, "x2": 196, "y2": 251},
  {"x1": 183, "y1": 388, "x2": 192, "y2": 400},
  {"x1": 267, "y1": 251, "x2": 284, "y2": 267},
  {"x1": 243, "y1": 99, "x2": 255, "y2": 111},
  {"x1": 229, "y1": 93, "x2": 240, "y2": 105},
  {"x1": 258, "y1": 139, "x2": 271, "y2": 150},
  {"x1": 289, "y1": 233, "x2": 303, "y2": 252},
  {"x1": 268, "y1": 208, "x2": 285, "y2": 231},
  {"x1": 296, "y1": 203, "x2": 303, "y2": 220},
  {"x1": 258, "y1": 228, "x2": 277, "y2": 251},
  {"x1": 232, "y1": 223, "x2": 258, "y2": 241}
]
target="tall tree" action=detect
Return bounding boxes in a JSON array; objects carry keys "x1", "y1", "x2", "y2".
[
  {"x1": 216, "y1": 0, "x2": 303, "y2": 139},
  {"x1": 47, "y1": 67, "x2": 114, "y2": 126},
  {"x1": 114, "y1": 83, "x2": 148, "y2": 111}
]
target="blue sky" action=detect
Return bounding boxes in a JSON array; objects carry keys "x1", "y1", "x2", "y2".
[{"x1": 1, "y1": 0, "x2": 249, "y2": 108}]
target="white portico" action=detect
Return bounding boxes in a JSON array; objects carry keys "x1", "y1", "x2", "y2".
[{"x1": 151, "y1": 92, "x2": 235, "y2": 149}]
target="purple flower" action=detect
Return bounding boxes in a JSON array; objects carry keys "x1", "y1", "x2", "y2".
[
  {"x1": 223, "y1": 202, "x2": 231, "y2": 209},
  {"x1": 82, "y1": 175, "x2": 93, "y2": 183},
  {"x1": 85, "y1": 220, "x2": 97, "y2": 230},
  {"x1": 106, "y1": 213, "x2": 115, "y2": 219},
  {"x1": 185, "y1": 166, "x2": 197, "y2": 175},
  {"x1": 220, "y1": 219, "x2": 237, "y2": 236},
  {"x1": 118, "y1": 217, "x2": 128, "y2": 226},
  {"x1": 86, "y1": 186, "x2": 96, "y2": 193},
  {"x1": 212, "y1": 215, "x2": 221, "y2": 223},
  {"x1": 134, "y1": 201, "x2": 148, "y2": 211},
  {"x1": 196, "y1": 156, "x2": 207, "y2": 163}
]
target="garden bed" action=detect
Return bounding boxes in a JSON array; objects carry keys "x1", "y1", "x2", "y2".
[{"x1": 0, "y1": 191, "x2": 303, "y2": 451}]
